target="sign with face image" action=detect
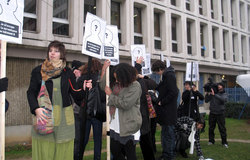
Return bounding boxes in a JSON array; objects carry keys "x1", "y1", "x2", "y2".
[
  {"x1": 103, "y1": 25, "x2": 119, "y2": 66},
  {"x1": 0, "y1": 0, "x2": 24, "y2": 44},
  {"x1": 142, "y1": 53, "x2": 152, "y2": 75},
  {"x1": 185, "y1": 62, "x2": 199, "y2": 81},
  {"x1": 82, "y1": 12, "x2": 106, "y2": 59},
  {"x1": 131, "y1": 45, "x2": 146, "y2": 67}
]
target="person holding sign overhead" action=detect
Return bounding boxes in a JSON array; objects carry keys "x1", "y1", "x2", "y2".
[
  {"x1": 101, "y1": 61, "x2": 142, "y2": 160},
  {"x1": 27, "y1": 41, "x2": 92, "y2": 160}
]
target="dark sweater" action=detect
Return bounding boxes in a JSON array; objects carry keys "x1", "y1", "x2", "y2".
[{"x1": 27, "y1": 65, "x2": 85, "y2": 115}]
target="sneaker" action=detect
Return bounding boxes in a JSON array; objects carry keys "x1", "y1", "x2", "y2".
[
  {"x1": 208, "y1": 142, "x2": 214, "y2": 145},
  {"x1": 199, "y1": 156, "x2": 205, "y2": 160},
  {"x1": 223, "y1": 144, "x2": 229, "y2": 148}
]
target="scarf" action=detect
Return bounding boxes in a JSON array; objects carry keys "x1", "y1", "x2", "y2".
[{"x1": 41, "y1": 58, "x2": 66, "y2": 81}]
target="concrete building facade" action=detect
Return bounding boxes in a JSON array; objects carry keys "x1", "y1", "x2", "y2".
[{"x1": 4, "y1": 0, "x2": 250, "y2": 145}]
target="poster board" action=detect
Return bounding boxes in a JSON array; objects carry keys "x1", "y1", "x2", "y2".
[
  {"x1": 103, "y1": 25, "x2": 119, "y2": 66},
  {"x1": 131, "y1": 44, "x2": 146, "y2": 67},
  {"x1": 0, "y1": 0, "x2": 24, "y2": 44},
  {"x1": 82, "y1": 12, "x2": 106, "y2": 59},
  {"x1": 166, "y1": 57, "x2": 171, "y2": 68},
  {"x1": 185, "y1": 62, "x2": 199, "y2": 81},
  {"x1": 142, "y1": 53, "x2": 152, "y2": 75}
]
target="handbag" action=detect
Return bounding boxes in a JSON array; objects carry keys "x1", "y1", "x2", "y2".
[
  {"x1": 87, "y1": 82, "x2": 106, "y2": 122},
  {"x1": 146, "y1": 94, "x2": 157, "y2": 118},
  {"x1": 33, "y1": 80, "x2": 54, "y2": 135}
]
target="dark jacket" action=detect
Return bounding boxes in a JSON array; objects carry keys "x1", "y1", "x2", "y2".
[
  {"x1": 205, "y1": 90, "x2": 227, "y2": 115},
  {"x1": 77, "y1": 72, "x2": 106, "y2": 119},
  {"x1": 156, "y1": 66, "x2": 178, "y2": 126},
  {"x1": 135, "y1": 63, "x2": 157, "y2": 135},
  {"x1": 181, "y1": 90, "x2": 204, "y2": 121},
  {"x1": 27, "y1": 65, "x2": 85, "y2": 115}
]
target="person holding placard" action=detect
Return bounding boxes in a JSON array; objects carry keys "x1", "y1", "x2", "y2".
[
  {"x1": 79, "y1": 59, "x2": 105, "y2": 160},
  {"x1": 135, "y1": 57, "x2": 157, "y2": 160},
  {"x1": 27, "y1": 41, "x2": 92, "y2": 160},
  {"x1": 101, "y1": 61, "x2": 142, "y2": 160}
]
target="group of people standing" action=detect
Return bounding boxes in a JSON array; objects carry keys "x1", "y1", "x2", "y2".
[{"x1": 27, "y1": 40, "x2": 228, "y2": 160}]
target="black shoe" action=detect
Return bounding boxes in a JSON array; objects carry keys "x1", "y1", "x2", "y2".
[{"x1": 180, "y1": 151, "x2": 188, "y2": 158}]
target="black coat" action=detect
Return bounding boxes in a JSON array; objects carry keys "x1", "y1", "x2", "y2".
[
  {"x1": 156, "y1": 66, "x2": 178, "y2": 126},
  {"x1": 181, "y1": 90, "x2": 204, "y2": 121},
  {"x1": 135, "y1": 63, "x2": 157, "y2": 135},
  {"x1": 27, "y1": 65, "x2": 85, "y2": 115}
]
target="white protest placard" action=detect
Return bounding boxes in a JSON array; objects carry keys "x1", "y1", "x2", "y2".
[
  {"x1": 131, "y1": 44, "x2": 146, "y2": 67},
  {"x1": 166, "y1": 57, "x2": 171, "y2": 68},
  {"x1": 103, "y1": 25, "x2": 119, "y2": 66},
  {"x1": 160, "y1": 53, "x2": 164, "y2": 62},
  {"x1": 82, "y1": 12, "x2": 106, "y2": 59},
  {"x1": 0, "y1": 0, "x2": 24, "y2": 44},
  {"x1": 142, "y1": 53, "x2": 152, "y2": 75},
  {"x1": 185, "y1": 62, "x2": 199, "y2": 81}
]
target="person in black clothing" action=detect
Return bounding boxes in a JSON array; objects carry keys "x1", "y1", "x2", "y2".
[
  {"x1": 175, "y1": 116, "x2": 205, "y2": 160},
  {"x1": 79, "y1": 59, "x2": 105, "y2": 160},
  {"x1": 135, "y1": 57, "x2": 157, "y2": 160},
  {"x1": 205, "y1": 82, "x2": 228, "y2": 148},
  {"x1": 180, "y1": 81, "x2": 204, "y2": 121},
  {"x1": 0, "y1": 77, "x2": 8, "y2": 92},
  {"x1": 152, "y1": 60, "x2": 178, "y2": 160},
  {"x1": 71, "y1": 60, "x2": 87, "y2": 160}
]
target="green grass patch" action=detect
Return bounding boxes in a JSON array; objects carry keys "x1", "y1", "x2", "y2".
[{"x1": 5, "y1": 118, "x2": 250, "y2": 160}]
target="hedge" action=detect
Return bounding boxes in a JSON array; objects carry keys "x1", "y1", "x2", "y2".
[{"x1": 225, "y1": 102, "x2": 250, "y2": 119}]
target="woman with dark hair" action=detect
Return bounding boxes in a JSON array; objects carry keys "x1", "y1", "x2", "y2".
[
  {"x1": 101, "y1": 61, "x2": 142, "y2": 160},
  {"x1": 78, "y1": 58, "x2": 105, "y2": 160},
  {"x1": 27, "y1": 41, "x2": 92, "y2": 160}
]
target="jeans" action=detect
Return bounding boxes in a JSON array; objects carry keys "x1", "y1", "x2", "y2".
[
  {"x1": 161, "y1": 125, "x2": 176, "y2": 160},
  {"x1": 209, "y1": 113, "x2": 228, "y2": 145},
  {"x1": 83, "y1": 118, "x2": 103, "y2": 160}
]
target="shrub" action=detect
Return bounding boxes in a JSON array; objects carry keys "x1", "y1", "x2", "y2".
[{"x1": 225, "y1": 102, "x2": 250, "y2": 119}]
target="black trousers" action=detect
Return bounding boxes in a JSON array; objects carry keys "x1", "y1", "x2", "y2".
[
  {"x1": 111, "y1": 138, "x2": 137, "y2": 160},
  {"x1": 74, "y1": 113, "x2": 87, "y2": 160},
  {"x1": 150, "y1": 118, "x2": 157, "y2": 153},
  {"x1": 209, "y1": 113, "x2": 228, "y2": 145},
  {"x1": 140, "y1": 132, "x2": 155, "y2": 160}
]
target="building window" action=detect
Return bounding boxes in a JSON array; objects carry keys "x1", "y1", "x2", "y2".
[
  {"x1": 200, "y1": 25, "x2": 205, "y2": 57},
  {"x1": 171, "y1": 17, "x2": 178, "y2": 52},
  {"x1": 232, "y1": 33, "x2": 236, "y2": 62},
  {"x1": 53, "y1": 0, "x2": 69, "y2": 36},
  {"x1": 171, "y1": 0, "x2": 176, "y2": 6},
  {"x1": 211, "y1": 0, "x2": 214, "y2": 19},
  {"x1": 23, "y1": 0, "x2": 37, "y2": 32},
  {"x1": 241, "y1": 36, "x2": 246, "y2": 64},
  {"x1": 223, "y1": 31, "x2": 227, "y2": 60},
  {"x1": 187, "y1": 21, "x2": 192, "y2": 55},
  {"x1": 221, "y1": 0, "x2": 224, "y2": 22},
  {"x1": 186, "y1": 0, "x2": 191, "y2": 11},
  {"x1": 111, "y1": 1, "x2": 121, "y2": 44},
  {"x1": 239, "y1": 2, "x2": 245, "y2": 29},
  {"x1": 248, "y1": 5, "x2": 250, "y2": 31},
  {"x1": 154, "y1": 12, "x2": 161, "y2": 50},
  {"x1": 199, "y1": 0, "x2": 203, "y2": 15},
  {"x1": 84, "y1": 0, "x2": 96, "y2": 22},
  {"x1": 231, "y1": 0, "x2": 236, "y2": 26},
  {"x1": 212, "y1": 28, "x2": 217, "y2": 59},
  {"x1": 134, "y1": 7, "x2": 143, "y2": 44}
]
